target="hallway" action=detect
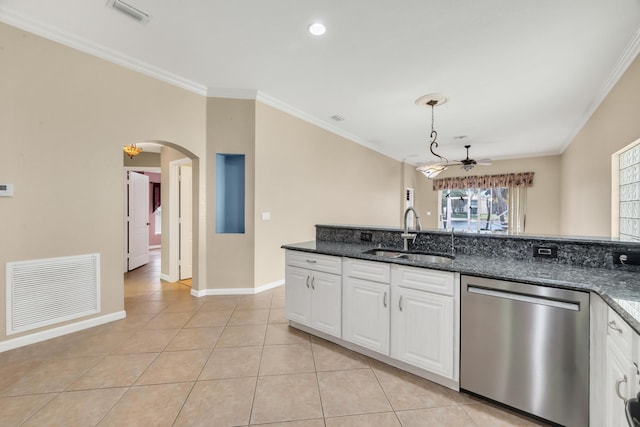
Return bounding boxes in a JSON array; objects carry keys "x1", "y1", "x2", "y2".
[{"x1": 0, "y1": 251, "x2": 546, "y2": 426}]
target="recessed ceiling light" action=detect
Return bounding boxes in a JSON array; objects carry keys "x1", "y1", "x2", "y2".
[{"x1": 308, "y1": 23, "x2": 326, "y2": 36}]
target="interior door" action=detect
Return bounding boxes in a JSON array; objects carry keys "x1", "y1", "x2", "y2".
[
  {"x1": 127, "y1": 171, "x2": 150, "y2": 270},
  {"x1": 179, "y1": 164, "x2": 193, "y2": 280}
]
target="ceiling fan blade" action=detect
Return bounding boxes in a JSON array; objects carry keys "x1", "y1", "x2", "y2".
[{"x1": 476, "y1": 159, "x2": 493, "y2": 165}]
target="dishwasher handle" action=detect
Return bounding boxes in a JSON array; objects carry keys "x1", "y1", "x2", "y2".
[{"x1": 467, "y1": 285, "x2": 580, "y2": 311}]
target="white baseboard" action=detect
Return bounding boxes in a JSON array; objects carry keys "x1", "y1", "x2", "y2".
[
  {"x1": 0, "y1": 311, "x2": 127, "y2": 353},
  {"x1": 160, "y1": 274, "x2": 172, "y2": 282},
  {"x1": 191, "y1": 279, "x2": 285, "y2": 298}
]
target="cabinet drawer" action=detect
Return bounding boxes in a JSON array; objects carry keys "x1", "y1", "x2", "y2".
[
  {"x1": 286, "y1": 250, "x2": 342, "y2": 275},
  {"x1": 607, "y1": 307, "x2": 634, "y2": 359},
  {"x1": 392, "y1": 265, "x2": 454, "y2": 296},
  {"x1": 343, "y1": 258, "x2": 391, "y2": 283}
]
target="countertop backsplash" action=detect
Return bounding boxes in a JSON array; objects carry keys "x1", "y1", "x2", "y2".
[{"x1": 316, "y1": 224, "x2": 640, "y2": 271}]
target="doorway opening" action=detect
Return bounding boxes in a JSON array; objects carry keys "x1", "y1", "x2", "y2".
[{"x1": 122, "y1": 141, "x2": 199, "y2": 291}]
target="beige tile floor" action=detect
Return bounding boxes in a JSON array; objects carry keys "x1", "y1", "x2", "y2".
[{"x1": 0, "y1": 251, "x2": 550, "y2": 426}]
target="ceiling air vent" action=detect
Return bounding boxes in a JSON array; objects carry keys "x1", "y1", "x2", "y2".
[
  {"x1": 330, "y1": 115, "x2": 344, "y2": 122},
  {"x1": 107, "y1": 0, "x2": 150, "y2": 24}
]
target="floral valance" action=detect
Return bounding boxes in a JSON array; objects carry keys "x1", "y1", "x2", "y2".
[{"x1": 432, "y1": 172, "x2": 534, "y2": 191}]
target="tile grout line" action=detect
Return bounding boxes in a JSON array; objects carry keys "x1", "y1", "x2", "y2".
[{"x1": 309, "y1": 336, "x2": 329, "y2": 425}]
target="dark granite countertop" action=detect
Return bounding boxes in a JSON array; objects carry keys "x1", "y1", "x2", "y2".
[{"x1": 282, "y1": 240, "x2": 640, "y2": 335}]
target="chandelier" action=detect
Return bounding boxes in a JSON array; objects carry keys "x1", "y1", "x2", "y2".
[
  {"x1": 123, "y1": 144, "x2": 143, "y2": 159},
  {"x1": 415, "y1": 94, "x2": 449, "y2": 179}
]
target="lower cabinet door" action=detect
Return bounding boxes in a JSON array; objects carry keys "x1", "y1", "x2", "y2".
[
  {"x1": 310, "y1": 271, "x2": 342, "y2": 338},
  {"x1": 391, "y1": 287, "x2": 454, "y2": 378},
  {"x1": 285, "y1": 266, "x2": 312, "y2": 326},
  {"x1": 343, "y1": 277, "x2": 390, "y2": 355},
  {"x1": 605, "y1": 342, "x2": 634, "y2": 427}
]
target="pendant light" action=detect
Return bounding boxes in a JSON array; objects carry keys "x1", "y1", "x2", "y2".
[{"x1": 415, "y1": 94, "x2": 449, "y2": 179}]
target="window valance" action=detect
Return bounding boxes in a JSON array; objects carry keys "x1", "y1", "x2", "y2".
[{"x1": 432, "y1": 172, "x2": 534, "y2": 191}]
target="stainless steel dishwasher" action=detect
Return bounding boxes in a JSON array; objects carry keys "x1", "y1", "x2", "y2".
[{"x1": 460, "y1": 275, "x2": 589, "y2": 427}]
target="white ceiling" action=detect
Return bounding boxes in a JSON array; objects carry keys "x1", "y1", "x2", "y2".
[{"x1": 2, "y1": 0, "x2": 640, "y2": 164}]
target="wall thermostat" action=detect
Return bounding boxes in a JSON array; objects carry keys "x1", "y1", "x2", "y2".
[{"x1": 0, "y1": 184, "x2": 14, "y2": 197}]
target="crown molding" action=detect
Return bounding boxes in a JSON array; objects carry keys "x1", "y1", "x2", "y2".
[
  {"x1": 1, "y1": 6, "x2": 403, "y2": 163},
  {"x1": 0, "y1": 6, "x2": 208, "y2": 96},
  {"x1": 206, "y1": 87, "x2": 258, "y2": 99},
  {"x1": 255, "y1": 91, "x2": 403, "y2": 162},
  {"x1": 560, "y1": 27, "x2": 640, "y2": 153}
]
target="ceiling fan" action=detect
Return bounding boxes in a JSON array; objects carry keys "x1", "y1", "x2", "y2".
[
  {"x1": 414, "y1": 94, "x2": 492, "y2": 178},
  {"x1": 457, "y1": 145, "x2": 492, "y2": 171},
  {"x1": 417, "y1": 144, "x2": 492, "y2": 177}
]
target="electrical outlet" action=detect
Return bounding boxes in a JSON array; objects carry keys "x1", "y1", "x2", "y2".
[
  {"x1": 0, "y1": 184, "x2": 14, "y2": 197},
  {"x1": 613, "y1": 251, "x2": 640, "y2": 266},
  {"x1": 360, "y1": 232, "x2": 372, "y2": 242},
  {"x1": 533, "y1": 245, "x2": 558, "y2": 259}
]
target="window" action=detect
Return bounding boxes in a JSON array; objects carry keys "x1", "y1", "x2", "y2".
[
  {"x1": 433, "y1": 172, "x2": 533, "y2": 234},
  {"x1": 439, "y1": 187, "x2": 509, "y2": 232},
  {"x1": 617, "y1": 141, "x2": 640, "y2": 241}
]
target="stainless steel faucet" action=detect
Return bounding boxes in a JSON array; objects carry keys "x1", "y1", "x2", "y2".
[{"x1": 401, "y1": 207, "x2": 422, "y2": 251}]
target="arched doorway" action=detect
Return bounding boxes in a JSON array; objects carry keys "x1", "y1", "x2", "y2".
[{"x1": 122, "y1": 140, "x2": 200, "y2": 291}]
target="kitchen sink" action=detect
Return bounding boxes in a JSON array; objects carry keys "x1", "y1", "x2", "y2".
[
  {"x1": 400, "y1": 253, "x2": 454, "y2": 264},
  {"x1": 362, "y1": 249, "x2": 454, "y2": 265},
  {"x1": 363, "y1": 250, "x2": 404, "y2": 259}
]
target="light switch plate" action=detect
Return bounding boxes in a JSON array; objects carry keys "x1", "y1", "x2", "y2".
[
  {"x1": 0, "y1": 184, "x2": 14, "y2": 197},
  {"x1": 261, "y1": 212, "x2": 271, "y2": 221}
]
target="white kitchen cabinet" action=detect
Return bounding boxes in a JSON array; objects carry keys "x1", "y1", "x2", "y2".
[
  {"x1": 604, "y1": 306, "x2": 640, "y2": 426},
  {"x1": 391, "y1": 286, "x2": 454, "y2": 377},
  {"x1": 285, "y1": 251, "x2": 342, "y2": 338},
  {"x1": 343, "y1": 276, "x2": 390, "y2": 354},
  {"x1": 342, "y1": 258, "x2": 391, "y2": 355},
  {"x1": 285, "y1": 266, "x2": 312, "y2": 325},
  {"x1": 285, "y1": 251, "x2": 460, "y2": 391},
  {"x1": 391, "y1": 265, "x2": 457, "y2": 380},
  {"x1": 606, "y1": 343, "x2": 634, "y2": 427},
  {"x1": 309, "y1": 270, "x2": 342, "y2": 336}
]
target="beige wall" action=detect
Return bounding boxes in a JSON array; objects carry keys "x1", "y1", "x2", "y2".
[
  {"x1": 254, "y1": 103, "x2": 403, "y2": 287},
  {"x1": 414, "y1": 155, "x2": 562, "y2": 235},
  {"x1": 560, "y1": 54, "x2": 640, "y2": 237},
  {"x1": 206, "y1": 98, "x2": 256, "y2": 289},
  {"x1": 0, "y1": 22, "x2": 206, "y2": 343}
]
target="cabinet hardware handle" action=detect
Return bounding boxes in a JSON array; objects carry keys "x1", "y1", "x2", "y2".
[
  {"x1": 383, "y1": 292, "x2": 387, "y2": 308},
  {"x1": 306, "y1": 259, "x2": 317, "y2": 264},
  {"x1": 616, "y1": 375, "x2": 628, "y2": 401},
  {"x1": 608, "y1": 320, "x2": 623, "y2": 334},
  {"x1": 305, "y1": 276, "x2": 310, "y2": 289},
  {"x1": 311, "y1": 276, "x2": 315, "y2": 290},
  {"x1": 399, "y1": 295, "x2": 403, "y2": 311},
  {"x1": 635, "y1": 362, "x2": 640, "y2": 376}
]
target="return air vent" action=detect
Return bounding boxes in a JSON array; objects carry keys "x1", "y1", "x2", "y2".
[
  {"x1": 6, "y1": 254, "x2": 100, "y2": 335},
  {"x1": 107, "y1": 0, "x2": 151, "y2": 23}
]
